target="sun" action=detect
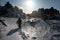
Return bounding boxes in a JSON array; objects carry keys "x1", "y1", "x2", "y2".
[{"x1": 25, "y1": 0, "x2": 34, "y2": 9}]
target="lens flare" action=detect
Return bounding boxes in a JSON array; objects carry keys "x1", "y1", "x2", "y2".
[{"x1": 25, "y1": 0, "x2": 34, "y2": 9}]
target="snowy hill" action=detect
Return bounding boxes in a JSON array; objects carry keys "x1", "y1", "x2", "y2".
[{"x1": 0, "y1": 18, "x2": 60, "y2": 40}]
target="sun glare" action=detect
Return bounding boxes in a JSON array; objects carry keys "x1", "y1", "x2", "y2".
[{"x1": 25, "y1": 0, "x2": 34, "y2": 9}]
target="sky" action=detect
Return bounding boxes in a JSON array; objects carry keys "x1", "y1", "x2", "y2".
[{"x1": 0, "y1": 0, "x2": 60, "y2": 14}]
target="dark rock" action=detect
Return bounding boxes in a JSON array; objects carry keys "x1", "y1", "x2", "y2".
[{"x1": 32, "y1": 37, "x2": 37, "y2": 39}]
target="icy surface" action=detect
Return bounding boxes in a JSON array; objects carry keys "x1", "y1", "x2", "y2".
[{"x1": 0, "y1": 18, "x2": 60, "y2": 40}]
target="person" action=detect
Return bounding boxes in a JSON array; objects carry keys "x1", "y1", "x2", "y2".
[
  {"x1": 0, "y1": 20, "x2": 7, "y2": 27},
  {"x1": 16, "y1": 17, "x2": 22, "y2": 33}
]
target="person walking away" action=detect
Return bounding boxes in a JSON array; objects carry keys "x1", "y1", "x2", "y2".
[{"x1": 16, "y1": 17, "x2": 22, "y2": 33}]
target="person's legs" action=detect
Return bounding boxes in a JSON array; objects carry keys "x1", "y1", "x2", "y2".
[
  {"x1": 19, "y1": 24, "x2": 22, "y2": 31},
  {"x1": 18, "y1": 24, "x2": 22, "y2": 35}
]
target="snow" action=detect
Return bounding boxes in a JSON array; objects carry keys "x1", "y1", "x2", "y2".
[{"x1": 0, "y1": 18, "x2": 60, "y2": 40}]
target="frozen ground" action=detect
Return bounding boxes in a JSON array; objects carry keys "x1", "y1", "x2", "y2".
[{"x1": 0, "y1": 18, "x2": 60, "y2": 40}]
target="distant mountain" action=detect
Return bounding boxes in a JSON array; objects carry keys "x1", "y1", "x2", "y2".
[
  {"x1": 0, "y1": 2, "x2": 26, "y2": 18},
  {"x1": 28, "y1": 7, "x2": 60, "y2": 20}
]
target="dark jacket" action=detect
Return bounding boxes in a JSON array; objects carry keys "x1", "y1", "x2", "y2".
[{"x1": 17, "y1": 18, "x2": 22, "y2": 24}]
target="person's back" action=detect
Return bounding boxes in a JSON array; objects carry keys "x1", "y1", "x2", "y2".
[
  {"x1": 17, "y1": 18, "x2": 22, "y2": 31},
  {"x1": 17, "y1": 18, "x2": 22, "y2": 24}
]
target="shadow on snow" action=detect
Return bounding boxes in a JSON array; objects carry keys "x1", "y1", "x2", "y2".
[{"x1": 6, "y1": 28, "x2": 19, "y2": 36}]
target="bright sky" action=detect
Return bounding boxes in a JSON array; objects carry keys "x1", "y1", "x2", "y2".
[{"x1": 0, "y1": 0, "x2": 60, "y2": 14}]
